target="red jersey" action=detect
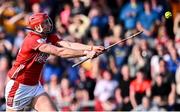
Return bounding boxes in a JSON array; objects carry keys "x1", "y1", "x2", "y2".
[
  {"x1": 130, "y1": 79, "x2": 151, "y2": 94},
  {"x1": 7, "y1": 32, "x2": 61, "y2": 85}
]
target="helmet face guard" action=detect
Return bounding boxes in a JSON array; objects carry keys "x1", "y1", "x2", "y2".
[{"x1": 28, "y1": 13, "x2": 53, "y2": 34}]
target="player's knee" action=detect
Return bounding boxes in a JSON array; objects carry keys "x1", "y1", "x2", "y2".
[
  {"x1": 33, "y1": 93, "x2": 58, "y2": 111},
  {"x1": 35, "y1": 102, "x2": 57, "y2": 111}
]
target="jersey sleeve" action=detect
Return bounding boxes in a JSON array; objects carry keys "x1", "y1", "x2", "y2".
[
  {"x1": 48, "y1": 34, "x2": 61, "y2": 45},
  {"x1": 24, "y1": 33, "x2": 44, "y2": 51}
]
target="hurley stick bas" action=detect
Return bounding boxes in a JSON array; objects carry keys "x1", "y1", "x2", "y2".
[{"x1": 72, "y1": 31, "x2": 143, "y2": 67}]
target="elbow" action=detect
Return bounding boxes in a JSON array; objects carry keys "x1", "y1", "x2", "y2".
[{"x1": 57, "y1": 49, "x2": 66, "y2": 58}]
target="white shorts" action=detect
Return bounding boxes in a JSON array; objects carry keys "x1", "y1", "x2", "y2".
[{"x1": 5, "y1": 80, "x2": 45, "y2": 110}]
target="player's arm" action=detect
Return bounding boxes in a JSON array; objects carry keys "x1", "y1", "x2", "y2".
[
  {"x1": 57, "y1": 40, "x2": 92, "y2": 50},
  {"x1": 57, "y1": 40, "x2": 105, "y2": 53},
  {"x1": 38, "y1": 43, "x2": 95, "y2": 58}
]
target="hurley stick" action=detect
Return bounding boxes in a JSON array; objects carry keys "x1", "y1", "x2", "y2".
[{"x1": 72, "y1": 31, "x2": 143, "y2": 67}]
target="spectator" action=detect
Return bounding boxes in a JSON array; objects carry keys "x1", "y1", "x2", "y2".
[
  {"x1": 12, "y1": 29, "x2": 25, "y2": 57},
  {"x1": 0, "y1": 56, "x2": 9, "y2": 99},
  {"x1": 151, "y1": 59, "x2": 176, "y2": 110},
  {"x1": 44, "y1": 74, "x2": 61, "y2": 108},
  {"x1": 136, "y1": 0, "x2": 159, "y2": 48},
  {"x1": 43, "y1": 55, "x2": 62, "y2": 83},
  {"x1": 0, "y1": 1, "x2": 18, "y2": 34},
  {"x1": 59, "y1": 3, "x2": 71, "y2": 28},
  {"x1": 115, "y1": 65, "x2": 133, "y2": 110},
  {"x1": 98, "y1": 0, "x2": 111, "y2": 15},
  {"x1": 100, "y1": 97, "x2": 117, "y2": 111},
  {"x1": 151, "y1": 0, "x2": 164, "y2": 21},
  {"x1": 76, "y1": 67, "x2": 96, "y2": 100},
  {"x1": 94, "y1": 70, "x2": 118, "y2": 110},
  {"x1": 0, "y1": 56, "x2": 9, "y2": 110},
  {"x1": 106, "y1": 15, "x2": 117, "y2": 36},
  {"x1": 155, "y1": 24, "x2": 169, "y2": 45},
  {"x1": 105, "y1": 24, "x2": 123, "y2": 45},
  {"x1": 89, "y1": 26, "x2": 103, "y2": 46},
  {"x1": 59, "y1": 77, "x2": 74, "y2": 107},
  {"x1": 61, "y1": 97, "x2": 80, "y2": 111},
  {"x1": 173, "y1": 12, "x2": 180, "y2": 56},
  {"x1": 132, "y1": 96, "x2": 161, "y2": 111},
  {"x1": 166, "y1": 46, "x2": 180, "y2": 75},
  {"x1": 69, "y1": 98, "x2": 80, "y2": 111},
  {"x1": 130, "y1": 69, "x2": 151, "y2": 108},
  {"x1": 173, "y1": 12, "x2": 180, "y2": 43},
  {"x1": 150, "y1": 44, "x2": 167, "y2": 80},
  {"x1": 75, "y1": 88, "x2": 89, "y2": 103},
  {"x1": 31, "y1": 3, "x2": 42, "y2": 13},
  {"x1": 71, "y1": 0, "x2": 85, "y2": 16},
  {"x1": 176, "y1": 66, "x2": 180, "y2": 100},
  {"x1": 158, "y1": 59, "x2": 175, "y2": 84},
  {"x1": 0, "y1": 26, "x2": 12, "y2": 58},
  {"x1": 89, "y1": 6, "x2": 109, "y2": 37},
  {"x1": 66, "y1": 65, "x2": 80, "y2": 87},
  {"x1": 119, "y1": 0, "x2": 143, "y2": 31},
  {"x1": 150, "y1": 74, "x2": 176, "y2": 110},
  {"x1": 108, "y1": 37, "x2": 131, "y2": 74},
  {"x1": 128, "y1": 44, "x2": 145, "y2": 78},
  {"x1": 138, "y1": 39, "x2": 153, "y2": 79},
  {"x1": 68, "y1": 14, "x2": 90, "y2": 39}
]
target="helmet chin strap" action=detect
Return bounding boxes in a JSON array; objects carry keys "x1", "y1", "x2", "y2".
[
  {"x1": 35, "y1": 24, "x2": 43, "y2": 33},
  {"x1": 34, "y1": 17, "x2": 54, "y2": 35},
  {"x1": 25, "y1": 23, "x2": 54, "y2": 36}
]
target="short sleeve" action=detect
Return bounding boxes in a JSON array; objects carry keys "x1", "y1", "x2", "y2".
[{"x1": 24, "y1": 33, "x2": 44, "y2": 51}]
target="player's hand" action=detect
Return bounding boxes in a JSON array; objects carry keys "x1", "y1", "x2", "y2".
[
  {"x1": 84, "y1": 50, "x2": 96, "y2": 59},
  {"x1": 92, "y1": 46, "x2": 105, "y2": 54}
]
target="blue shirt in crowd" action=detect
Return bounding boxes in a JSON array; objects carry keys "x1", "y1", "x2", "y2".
[{"x1": 119, "y1": 2, "x2": 143, "y2": 30}]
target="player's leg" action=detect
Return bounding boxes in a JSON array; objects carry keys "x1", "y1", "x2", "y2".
[
  {"x1": 32, "y1": 92, "x2": 58, "y2": 111},
  {"x1": 5, "y1": 80, "x2": 32, "y2": 111},
  {"x1": 6, "y1": 106, "x2": 30, "y2": 112}
]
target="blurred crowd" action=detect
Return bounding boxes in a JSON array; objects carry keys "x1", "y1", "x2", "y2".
[{"x1": 0, "y1": 0, "x2": 180, "y2": 111}]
